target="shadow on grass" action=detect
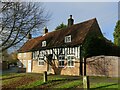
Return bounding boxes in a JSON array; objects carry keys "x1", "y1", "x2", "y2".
[{"x1": 92, "y1": 83, "x2": 118, "y2": 90}]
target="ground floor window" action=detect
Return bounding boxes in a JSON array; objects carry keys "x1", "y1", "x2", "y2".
[
  {"x1": 38, "y1": 57, "x2": 44, "y2": 66},
  {"x1": 18, "y1": 60, "x2": 22, "y2": 67},
  {"x1": 23, "y1": 60, "x2": 27, "y2": 68},
  {"x1": 67, "y1": 55, "x2": 75, "y2": 67},
  {"x1": 59, "y1": 55, "x2": 65, "y2": 67}
]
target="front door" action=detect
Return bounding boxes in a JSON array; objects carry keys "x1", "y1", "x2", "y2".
[{"x1": 28, "y1": 60, "x2": 32, "y2": 72}]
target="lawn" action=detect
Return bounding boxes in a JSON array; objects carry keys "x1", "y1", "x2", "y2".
[{"x1": 1, "y1": 73, "x2": 119, "y2": 89}]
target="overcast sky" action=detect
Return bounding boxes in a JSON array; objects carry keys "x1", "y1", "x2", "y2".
[{"x1": 43, "y1": 2, "x2": 118, "y2": 42}]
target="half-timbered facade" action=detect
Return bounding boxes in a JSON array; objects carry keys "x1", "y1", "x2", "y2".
[{"x1": 18, "y1": 15, "x2": 103, "y2": 75}]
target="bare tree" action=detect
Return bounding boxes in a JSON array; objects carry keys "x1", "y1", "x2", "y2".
[{"x1": 0, "y1": 2, "x2": 50, "y2": 51}]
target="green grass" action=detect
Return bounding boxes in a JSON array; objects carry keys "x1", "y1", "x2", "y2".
[
  {"x1": 2, "y1": 77, "x2": 22, "y2": 85},
  {"x1": 91, "y1": 83, "x2": 119, "y2": 89},
  {"x1": 1, "y1": 73, "x2": 26, "y2": 79},
  {"x1": 55, "y1": 80, "x2": 82, "y2": 88},
  {"x1": 17, "y1": 80, "x2": 44, "y2": 89},
  {"x1": 1, "y1": 73, "x2": 119, "y2": 89},
  {"x1": 17, "y1": 76, "x2": 67, "y2": 89}
]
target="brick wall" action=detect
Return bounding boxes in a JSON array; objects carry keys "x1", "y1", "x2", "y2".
[
  {"x1": 32, "y1": 60, "x2": 47, "y2": 73},
  {"x1": 60, "y1": 59, "x2": 80, "y2": 76},
  {"x1": 32, "y1": 59, "x2": 81, "y2": 76},
  {"x1": 86, "y1": 56, "x2": 120, "y2": 77}
]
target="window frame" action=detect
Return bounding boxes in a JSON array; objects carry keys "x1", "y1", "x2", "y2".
[
  {"x1": 42, "y1": 41, "x2": 46, "y2": 47},
  {"x1": 32, "y1": 52, "x2": 35, "y2": 59},
  {"x1": 65, "y1": 35, "x2": 71, "y2": 43},
  {"x1": 38, "y1": 56, "x2": 44, "y2": 66},
  {"x1": 67, "y1": 55, "x2": 75, "y2": 67},
  {"x1": 58, "y1": 55, "x2": 65, "y2": 67}
]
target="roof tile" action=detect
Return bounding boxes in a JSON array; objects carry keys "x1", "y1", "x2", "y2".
[{"x1": 18, "y1": 18, "x2": 96, "y2": 52}]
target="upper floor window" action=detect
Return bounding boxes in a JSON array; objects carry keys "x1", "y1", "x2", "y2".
[
  {"x1": 42, "y1": 41, "x2": 46, "y2": 47},
  {"x1": 65, "y1": 35, "x2": 71, "y2": 43}
]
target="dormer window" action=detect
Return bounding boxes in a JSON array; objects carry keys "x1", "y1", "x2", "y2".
[
  {"x1": 65, "y1": 35, "x2": 71, "y2": 43},
  {"x1": 42, "y1": 41, "x2": 46, "y2": 47}
]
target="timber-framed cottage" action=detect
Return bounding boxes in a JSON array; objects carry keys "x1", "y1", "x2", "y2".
[{"x1": 18, "y1": 15, "x2": 119, "y2": 76}]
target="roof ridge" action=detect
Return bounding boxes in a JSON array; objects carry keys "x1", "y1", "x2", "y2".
[
  {"x1": 80, "y1": 18, "x2": 98, "y2": 44},
  {"x1": 48, "y1": 18, "x2": 97, "y2": 33},
  {"x1": 37, "y1": 18, "x2": 97, "y2": 38},
  {"x1": 29, "y1": 18, "x2": 97, "y2": 40}
]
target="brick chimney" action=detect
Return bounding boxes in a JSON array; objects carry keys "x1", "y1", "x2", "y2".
[
  {"x1": 27, "y1": 32, "x2": 32, "y2": 39},
  {"x1": 44, "y1": 27, "x2": 48, "y2": 34},
  {"x1": 68, "y1": 15, "x2": 74, "y2": 27}
]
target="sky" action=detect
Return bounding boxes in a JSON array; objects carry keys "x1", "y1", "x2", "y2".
[
  {"x1": 3, "y1": 1, "x2": 118, "y2": 42},
  {"x1": 1, "y1": 0, "x2": 119, "y2": 52},
  {"x1": 42, "y1": 2, "x2": 118, "y2": 42}
]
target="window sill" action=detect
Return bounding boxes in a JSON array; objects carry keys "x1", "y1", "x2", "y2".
[
  {"x1": 67, "y1": 66, "x2": 74, "y2": 67},
  {"x1": 58, "y1": 66, "x2": 65, "y2": 68},
  {"x1": 38, "y1": 65, "x2": 44, "y2": 66}
]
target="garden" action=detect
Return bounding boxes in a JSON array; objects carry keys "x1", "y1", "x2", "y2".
[{"x1": 1, "y1": 73, "x2": 119, "y2": 89}]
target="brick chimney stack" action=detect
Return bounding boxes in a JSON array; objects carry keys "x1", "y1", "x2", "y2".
[
  {"x1": 27, "y1": 32, "x2": 32, "y2": 39},
  {"x1": 68, "y1": 15, "x2": 74, "y2": 27},
  {"x1": 44, "y1": 27, "x2": 48, "y2": 34}
]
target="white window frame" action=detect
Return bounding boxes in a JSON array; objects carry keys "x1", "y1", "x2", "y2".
[
  {"x1": 38, "y1": 57, "x2": 44, "y2": 66},
  {"x1": 32, "y1": 52, "x2": 35, "y2": 59},
  {"x1": 42, "y1": 41, "x2": 46, "y2": 47},
  {"x1": 59, "y1": 55, "x2": 65, "y2": 67},
  {"x1": 67, "y1": 55, "x2": 75, "y2": 67},
  {"x1": 65, "y1": 35, "x2": 71, "y2": 43}
]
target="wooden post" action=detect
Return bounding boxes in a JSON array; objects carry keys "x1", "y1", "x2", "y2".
[
  {"x1": 83, "y1": 57, "x2": 90, "y2": 89},
  {"x1": 80, "y1": 45, "x2": 83, "y2": 75},
  {"x1": 84, "y1": 57, "x2": 86, "y2": 76},
  {"x1": 43, "y1": 71, "x2": 47, "y2": 82},
  {"x1": 83, "y1": 76, "x2": 90, "y2": 89}
]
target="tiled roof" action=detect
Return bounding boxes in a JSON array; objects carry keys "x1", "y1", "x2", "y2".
[{"x1": 18, "y1": 18, "x2": 97, "y2": 52}]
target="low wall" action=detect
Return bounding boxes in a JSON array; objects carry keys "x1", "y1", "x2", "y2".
[{"x1": 86, "y1": 56, "x2": 120, "y2": 77}]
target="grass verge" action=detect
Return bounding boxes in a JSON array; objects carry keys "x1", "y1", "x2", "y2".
[
  {"x1": 91, "y1": 82, "x2": 119, "y2": 89},
  {"x1": 17, "y1": 77, "x2": 67, "y2": 89},
  {"x1": 55, "y1": 80, "x2": 82, "y2": 89}
]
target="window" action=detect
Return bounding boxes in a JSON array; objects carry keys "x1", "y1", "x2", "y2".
[
  {"x1": 59, "y1": 55, "x2": 65, "y2": 67},
  {"x1": 32, "y1": 52, "x2": 35, "y2": 59},
  {"x1": 42, "y1": 41, "x2": 46, "y2": 47},
  {"x1": 18, "y1": 60, "x2": 22, "y2": 67},
  {"x1": 23, "y1": 60, "x2": 27, "y2": 68},
  {"x1": 65, "y1": 35, "x2": 71, "y2": 43},
  {"x1": 38, "y1": 57, "x2": 44, "y2": 66},
  {"x1": 67, "y1": 55, "x2": 75, "y2": 67}
]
